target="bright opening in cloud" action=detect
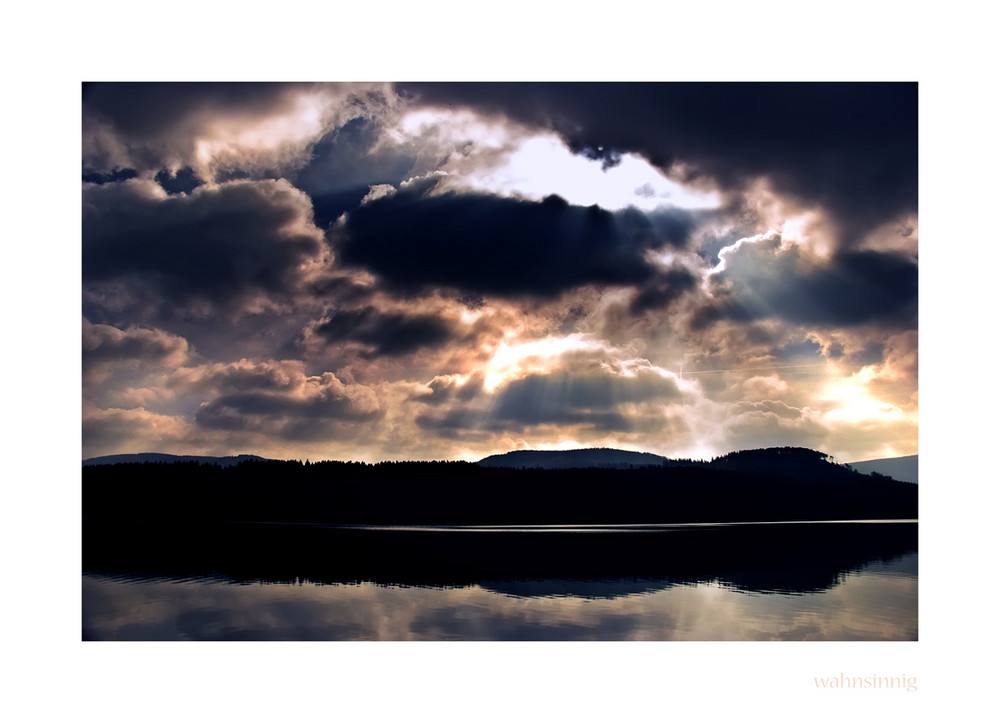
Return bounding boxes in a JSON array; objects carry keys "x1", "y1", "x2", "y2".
[
  {"x1": 393, "y1": 108, "x2": 718, "y2": 211},
  {"x1": 397, "y1": 108, "x2": 510, "y2": 150},
  {"x1": 459, "y1": 133, "x2": 719, "y2": 211},
  {"x1": 818, "y1": 367, "x2": 910, "y2": 426},
  {"x1": 483, "y1": 333, "x2": 612, "y2": 393}
]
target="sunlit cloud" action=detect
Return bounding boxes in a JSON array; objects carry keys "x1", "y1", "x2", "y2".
[
  {"x1": 482, "y1": 333, "x2": 613, "y2": 392},
  {"x1": 818, "y1": 366, "x2": 915, "y2": 428},
  {"x1": 193, "y1": 90, "x2": 335, "y2": 169}
]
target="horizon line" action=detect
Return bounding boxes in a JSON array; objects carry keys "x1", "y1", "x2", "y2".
[{"x1": 82, "y1": 446, "x2": 918, "y2": 466}]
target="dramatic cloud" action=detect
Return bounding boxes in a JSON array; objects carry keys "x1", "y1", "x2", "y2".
[
  {"x1": 413, "y1": 346, "x2": 693, "y2": 447},
  {"x1": 491, "y1": 366, "x2": 682, "y2": 431},
  {"x1": 82, "y1": 83, "x2": 918, "y2": 463},
  {"x1": 628, "y1": 265, "x2": 700, "y2": 314},
  {"x1": 83, "y1": 178, "x2": 327, "y2": 318},
  {"x1": 398, "y1": 83, "x2": 918, "y2": 246},
  {"x1": 83, "y1": 319, "x2": 190, "y2": 373},
  {"x1": 82, "y1": 82, "x2": 389, "y2": 182},
  {"x1": 195, "y1": 381, "x2": 379, "y2": 438},
  {"x1": 312, "y1": 305, "x2": 458, "y2": 358},
  {"x1": 694, "y1": 233, "x2": 917, "y2": 329},
  {"x1": 182, "y1": 359, "x2": 383, "y2": 443},
  {"x1": 337, "y1": 178, "x2": 695, "y2": 297}
]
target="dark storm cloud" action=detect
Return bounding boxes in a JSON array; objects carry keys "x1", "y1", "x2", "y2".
[
  {"x1": 800, "y1": 251, "x2": 918, "y2": 326},
  {"x1": 695, "y1": 245, "x2": 917, "y2": 329},
  {"x1": 83, "y1": 83, "x2": 310, "y2": 139},
  {"x1": 82, "y1": 320, "x2": 189, "y2": 368},
  {"x1": 414, "y1": 407, "x2": 487, "y2": 437},
  {"x1": 397, "y1": 82, "x2": 917, "y2": 244},
  {"x1": 194, "y1": 370, "x2": 382, "y2": 441},
  {"x1": 82, "y1": 179, "x2": 324, "y2": 311},
  {"x1": 337, "y1": 179, "x2": 695, "y2": 297},
  {"x1": 493, "y1": 369, "x2": 681, "y2": 427},
  {"x1": 416, "y1": 367, "x2": 682, "y2": 436},
  {"x1": 313, "y1": 305, "x2": 458, "y2": 357},
  {"x1": 82, "y1": 82, "x2": 325, "y2": 178},
  {"x1": 171, "y1": 359, "x2": 304, "y2": 395},
  {"x1": 82, "y1": 167, "x2": 137, "y2": 185},
  {"x1": 196, "y1": 391, "x2": 377, "y2": 428},
  {"x1": 629, "y1": 266, "x2": 699, "y2": 314},
  {"x1": 415, "y1": 405, "x2": 640, "y2": 437}
]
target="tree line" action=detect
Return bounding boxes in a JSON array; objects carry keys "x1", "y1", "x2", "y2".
[{"x1": 82, "y1": 450, "x2": 917, "y2": 525}]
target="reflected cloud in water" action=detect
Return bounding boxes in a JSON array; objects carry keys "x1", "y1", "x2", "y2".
[{"x1": 83, "y1": 551, "x2": 916, "y2": 641}]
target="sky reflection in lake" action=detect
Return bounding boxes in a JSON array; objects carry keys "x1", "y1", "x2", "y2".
[{"x1": 82, "y1": 552, "x2": 916, "y2": 641}]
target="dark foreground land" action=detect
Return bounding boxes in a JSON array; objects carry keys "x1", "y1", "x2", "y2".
[
  {"x1": 82, "y1": 448, "x2": 917, "y2": 595},
  {"x1": 83, "y1": 447, "x2": 917, "y2": 526}
]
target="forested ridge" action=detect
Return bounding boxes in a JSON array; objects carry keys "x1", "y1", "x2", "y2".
[{"x1": 83, "y1": 447, "x2": 917, "y2": 525}]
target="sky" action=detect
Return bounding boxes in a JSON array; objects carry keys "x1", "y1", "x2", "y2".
[{"x1": 81, "y1": 82, "x2": 918, "y2": 463}]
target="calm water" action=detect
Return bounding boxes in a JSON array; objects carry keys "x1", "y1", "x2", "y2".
[{"x1": 82, "y1": 521, "x2": 917, "y2": 641}]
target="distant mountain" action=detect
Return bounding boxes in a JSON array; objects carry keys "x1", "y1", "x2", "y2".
[
  {"x1": 846, "y1": 455, "x2": 918, "y2": 484},
  {"x1": 479, "y1": 446, "x2": 877, "y2": 481},
  {"x1": 86, "y1": 448, "x2": 917, "y2": 484},
  {"x1": 478, "y1": 448, "x2": 671, "y2": 469},
  {"x1": 707, "y1": 446, "x2": 839, "y2": 476},
  {"x1": 83, "y1": 453, "x2": 270, "y2": 467}
]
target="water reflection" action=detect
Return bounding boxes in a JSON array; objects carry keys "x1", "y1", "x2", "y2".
[
  {"x1": 82, "y1": 553, "x2": 916, "y2": 640},
  {"x1": 82, "y1": 521, "x2": 916, "y2": 640}
]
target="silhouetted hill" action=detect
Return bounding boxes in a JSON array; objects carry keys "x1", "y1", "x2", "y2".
[
  {"x1": 847, "y1": 455, "x2": 918, "y2": 483},
  {"x1": 83, "y1": 452, "x2": 270, "y2": 467},
  {"x1": 479, "y1": 446, "x2": 851, "y2": 478},
  {"x1": 82, "y1": 446, "x2": 917, "y2": 525},
  {"x1": 478, "y1": 447, "x2": 671, "y2": 469},
  {"x1": 706, "y1": 447, "x2": 855, "y2": 480}
]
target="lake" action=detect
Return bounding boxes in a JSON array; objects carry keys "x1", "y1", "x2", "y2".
[{"x1": 82, "y1": 520, "x2": 917, "y2": 641}]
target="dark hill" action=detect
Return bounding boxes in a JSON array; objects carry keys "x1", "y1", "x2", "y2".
[
  {"x1": 478, "y1": 446, "x2": 849, "y2": 478},
  {"x1": 706, "y1": 446, "x2": 851, "y2": 480},
  {"x1": 478, "y1": 447, "x2": 670, "y2": 469},
  {"x1": 83, "y1": 452, "x2": 270, "y2": 467}
]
